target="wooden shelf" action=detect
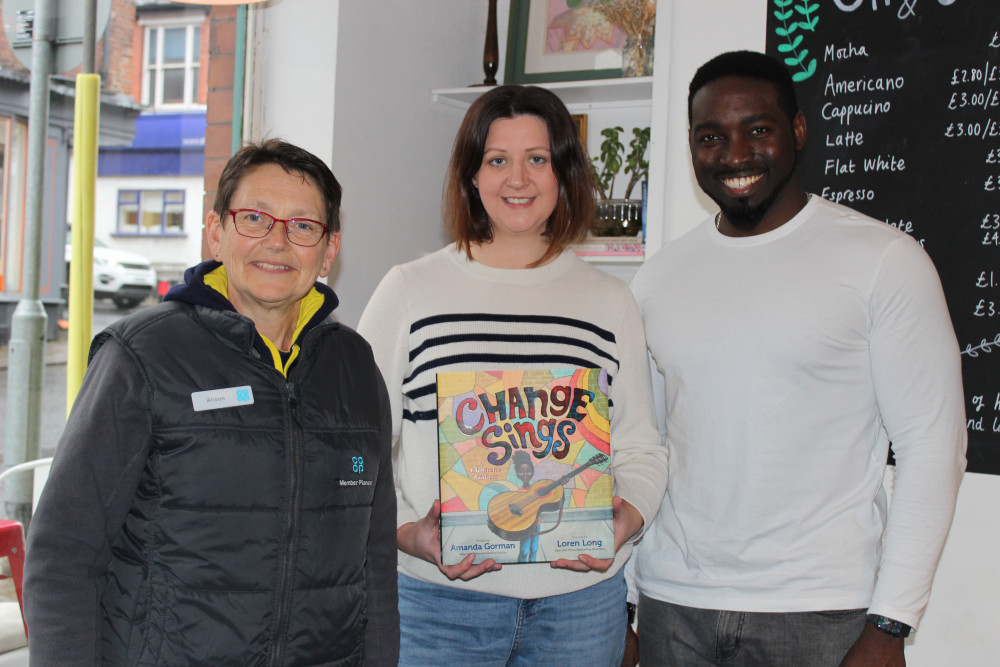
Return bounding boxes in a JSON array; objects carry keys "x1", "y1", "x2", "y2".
[{"x1": 432, "y1": 77, "x2": 653, "y2": 112}]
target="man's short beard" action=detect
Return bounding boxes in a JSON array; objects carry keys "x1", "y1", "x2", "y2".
[
  {"x1": 715, "y1": 168, "x2": 794, "y2": 232},
  {"x1": 710, "y1": 148, "x2": 800, "y2": 232}
]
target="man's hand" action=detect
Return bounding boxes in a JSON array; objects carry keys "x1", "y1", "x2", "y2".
[
  {"x1": 839, "y1": 623, "x2": 905, "y2": 667},
  {"x1": 397, "y1": 500, "x2": 502, "y2": 581},
  {"x1": 550, "y1": 496, "x2": 643, "y2": 572},
  {"x1": 621, "y1": 622, "x2": 639, "y2": 667}
]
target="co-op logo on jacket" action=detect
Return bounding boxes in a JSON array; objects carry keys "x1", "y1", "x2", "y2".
[{"x1": 339, "y1": 456, "x2": 373, "y2": 488}]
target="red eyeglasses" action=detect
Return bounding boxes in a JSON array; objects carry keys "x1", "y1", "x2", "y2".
[{"x1": 228, "y1": 209, "x2": 329, "y2": 247}]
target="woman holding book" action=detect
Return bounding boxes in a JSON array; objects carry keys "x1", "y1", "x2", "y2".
[{"x1": 358, "y1": 85, "x2": 666, "y2": 665}]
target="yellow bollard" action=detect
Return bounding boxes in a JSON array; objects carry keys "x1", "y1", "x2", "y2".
[{"x1": 67, "y1": 74, "x2": 101, "y2": 414}]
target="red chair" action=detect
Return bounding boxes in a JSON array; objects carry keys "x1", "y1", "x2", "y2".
[
  {"x1": 0, "y1": 457, "x2": 53, "y2": 643},
  {"x1": 0, "y1": 520, "x2": 26, "y2": 639}
]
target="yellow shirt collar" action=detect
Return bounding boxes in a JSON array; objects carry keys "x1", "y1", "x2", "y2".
[{"x1": 204, "y1": 265, "x2": 325, "y2": 376}]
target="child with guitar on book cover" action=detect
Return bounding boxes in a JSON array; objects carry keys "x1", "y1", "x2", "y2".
[
  {"x1": 512, "y1": 450, "x2": 542, "y2": 563},
  {"x1": 358, "y1": 85, "x2": 668, "y2": 666}
]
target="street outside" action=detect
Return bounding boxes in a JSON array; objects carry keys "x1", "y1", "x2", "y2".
[{"x1": 0, "y1": 298, "x2": 156, "y2": 463}]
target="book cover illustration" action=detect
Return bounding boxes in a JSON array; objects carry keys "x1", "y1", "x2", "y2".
[{"x1": 437, "y1": 368, "x2": 614, "y2": 565}]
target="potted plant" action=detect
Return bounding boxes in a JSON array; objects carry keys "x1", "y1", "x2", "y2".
[{"x1": 591, "y1": 125, "x2": 650, "y2": 236}]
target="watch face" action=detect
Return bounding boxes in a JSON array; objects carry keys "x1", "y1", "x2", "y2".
[{"x1": 868, "y1": 614, "x2": 911, "y2": 638}]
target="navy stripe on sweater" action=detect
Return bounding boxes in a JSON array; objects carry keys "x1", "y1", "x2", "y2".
[
  {"x1": 409, "y1": 333, "x2": 616, "y2": 366},
  {"x1": 411, "y1": 313, "x2": 615, "y2": 343}
]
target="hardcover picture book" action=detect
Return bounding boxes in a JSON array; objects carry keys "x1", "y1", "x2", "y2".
[{"x1": 437, "y1": 368, "x2": 614, "y2": 565}]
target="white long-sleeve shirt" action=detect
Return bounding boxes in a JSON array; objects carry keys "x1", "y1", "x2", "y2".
[
  {"x1": 358, "y1": 246, "x2": 667, "y2": 599},
  {"x1": 630, "y1": 195, "x2": 966, "y2": 628}
]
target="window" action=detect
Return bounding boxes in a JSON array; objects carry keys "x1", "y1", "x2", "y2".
[
  {"x1": 142, "y1": 23, "x2": 202, "y2": 108},
  {"x1": 117, "y1": 190, "x2": 185, "y2": 236}
]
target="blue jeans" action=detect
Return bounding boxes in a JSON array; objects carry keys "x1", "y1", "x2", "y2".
[
  {"x1": 637, "y1": 594, "x2": 868, "y2": 666},
  {"x1": 398, "y1": 570, "x2": 627, "y2": 666}
]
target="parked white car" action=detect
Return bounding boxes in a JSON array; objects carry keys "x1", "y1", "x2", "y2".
[{"x1": 65, "y1": 239, "x2": 158, "y2": 310}]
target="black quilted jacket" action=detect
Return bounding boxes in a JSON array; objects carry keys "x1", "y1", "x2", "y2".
[{"x1": 24, "y1": 262, "x2": 398, "y2": 666}]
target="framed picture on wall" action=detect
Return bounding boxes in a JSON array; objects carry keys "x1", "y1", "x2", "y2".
[
  {"x1": 505, "y1": 0, "x2": 624, "y2": 84},
  {"x1": 571, "y1": 114, "x2": 588, "y2": 152}
]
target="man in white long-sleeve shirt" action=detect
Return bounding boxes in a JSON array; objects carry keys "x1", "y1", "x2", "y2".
[{"x1": 629, "y1": 50, "x2": 967, "y2": 666}]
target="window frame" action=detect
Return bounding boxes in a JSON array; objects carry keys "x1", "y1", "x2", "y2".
[
  {"x1": 140, "y1": 16, "x2": 204, "y2": 110},
  {"x1": 115, "y1": 189, "x2": 187, "y2": 237}
]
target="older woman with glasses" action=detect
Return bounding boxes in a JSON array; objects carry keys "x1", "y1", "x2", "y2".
[{"x1": 24, "y1": 139, "x2": 399, "y2": 666}]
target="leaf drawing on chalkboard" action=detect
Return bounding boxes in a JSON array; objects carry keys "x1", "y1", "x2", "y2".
[
  {"x1": 772, "y1": 0, "x2": 819, "y2": 82},
  {"x1": 961, "y1": 333, "x2": 1000, "y2": 358}
]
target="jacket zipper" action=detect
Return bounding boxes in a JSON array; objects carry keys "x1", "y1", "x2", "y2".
[{"x1": 268, "y1": 380, "x2": 302, "y2": 667}]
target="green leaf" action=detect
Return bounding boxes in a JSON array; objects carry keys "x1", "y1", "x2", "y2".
[
  {"x1": 774, "y1": 0, "x2": 793, "y2": 6},
  {"x1": 785, "y1": 49, "x2": 806, "y2": 66},
  {"x1": 775, "y1": 26, "x2": 789, "y2": 37},
  {"x1": 801, "y1": 16, "x2": 819, "y2": 30},
  {"x1": 773, "y1": 9, "x2": 793, "y2": 20},
  {"x1": 792, "y1": 58, "x2": 817, "y2": 81},
  {"x1": 776, "y1": 35, "x2": 803, "y2": 52}
]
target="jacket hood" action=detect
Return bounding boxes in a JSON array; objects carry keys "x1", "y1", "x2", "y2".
[
  {"x1": 164, "y1": 260, "x2": 235, "y2": 312},
  {"x1": 163, "y1": 260, "x2": 340, "y2": 370},
  {"x1": 165, "y1": 260, "x2": 340, "y2": 322}
]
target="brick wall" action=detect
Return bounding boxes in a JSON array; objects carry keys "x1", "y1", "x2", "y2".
[
  {"x1": 202, "y1": 5, "x2": 236, "y2": 260},
  {"x1": 96, "y1": 0, "x2": 136, "y2": 94}
]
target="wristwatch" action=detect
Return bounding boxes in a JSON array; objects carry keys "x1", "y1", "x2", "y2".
[{"x1": 867, "y1": 614, "x2": 911, "y2": 638}]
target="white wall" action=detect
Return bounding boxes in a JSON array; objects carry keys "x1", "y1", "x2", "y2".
[
  {"x1": 244, "y1": 0, "x2": 339, "y2": 169},
  {"x1": 911, "y1": 473, "x2": 997, "y2": 662}
]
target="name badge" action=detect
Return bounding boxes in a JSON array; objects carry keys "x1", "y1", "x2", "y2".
[{"x1": 192, "y1": 386, "x2": 254, "y2": 412}]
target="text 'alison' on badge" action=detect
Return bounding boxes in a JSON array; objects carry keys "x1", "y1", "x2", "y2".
[{"x1": 191, "y1": 386, "x2": 255, "y2": 412}]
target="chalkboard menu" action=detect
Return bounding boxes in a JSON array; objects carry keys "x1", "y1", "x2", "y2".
[{"x1": 765, "y1": 0, "x2": 999, "y2": 475}]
